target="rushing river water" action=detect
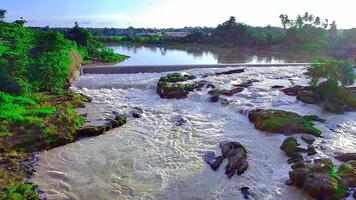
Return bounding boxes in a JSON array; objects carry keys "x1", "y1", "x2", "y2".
[
  {"x1": 111, "y1": 45, "x2": 313, "y2": 66},
  {"x1": 31, "y1": 66, "x2": 355, "y2": 200}
]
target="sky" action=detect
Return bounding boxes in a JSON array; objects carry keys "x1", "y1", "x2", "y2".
[{"x1": 1, "y1": 0, "x2": 355, "y2": 29}]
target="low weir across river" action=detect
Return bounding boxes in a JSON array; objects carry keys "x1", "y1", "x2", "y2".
[{"x1": 82, "y1": 63, "x2": 312, "y2": 74}]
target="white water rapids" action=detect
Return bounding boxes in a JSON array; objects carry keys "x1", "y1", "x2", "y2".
[{"x1": 31, "y1": 66, "x2": 356, "y2": 200}]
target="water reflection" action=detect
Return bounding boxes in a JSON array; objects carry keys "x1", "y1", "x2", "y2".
[{"x1": 111, "y1": 45, "x2": 313, "y2": 66}]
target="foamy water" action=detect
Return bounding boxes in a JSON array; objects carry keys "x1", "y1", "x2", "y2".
[{"x1": 31, "y1": 66, "x2": 356, "y2": 200}]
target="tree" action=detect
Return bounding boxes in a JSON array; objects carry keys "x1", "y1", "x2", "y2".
[
  {"x1": 13, "y1": 17, "x2": 27, "y2": 26},
  {"x1": 0, "y1": 9, "x2": 6, "y2": 20},
  {"x1": 314, "y1": 17, "x2": 321, "y2": 26},
  {"x1": 212, "y1": 17, "x2": 256, "y2": 46},
  {"x1": 66, "y1": 22, "x2": 96, "y2": 47},
  {"x1": 295, "y1": 15, "x2": 304, "y2": 28},
  {"x1": 279, "y1": 14, "x2": 291, "y2": 29},
  {"x1": 323, "y1": 19, "x2": 329, "y2": 29}
]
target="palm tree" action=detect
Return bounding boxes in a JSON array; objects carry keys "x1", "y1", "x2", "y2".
[
  {"x1": 323, "y1": 19, "x2": 329, "y2": 29},
  {"x1": 0, "y1": 9, "x2": 7, "y2": 20},
  {"x1": 314, "y1": 17, "x2": 321, "y2": 27},
  {"x1": 279, "y1": 14, "x2": 290, "y2": 29},
  {"x1": 296, "y1": 15, "x2": 304, "y2": 28}
]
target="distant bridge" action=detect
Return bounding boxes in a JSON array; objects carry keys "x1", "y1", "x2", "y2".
[{"x1": 82, "y1": 63, "x2": 312, "y2": 74}]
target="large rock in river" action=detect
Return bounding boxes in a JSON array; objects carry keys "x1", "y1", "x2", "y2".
[
  {"x1": 289, "y1": 158, "x2": 349, "y2": 200},
  {"x1": 157, "y1": 73, "x2": 196, "y2": 99},
  {"x1": 248, "y1": 109, "x2": 322, "y2": 137}
]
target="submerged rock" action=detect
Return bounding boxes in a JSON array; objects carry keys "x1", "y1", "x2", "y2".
[
  {"x1": 203, "y1": 151, "x2": 216, "y2": 165},
  {"x1": 233, "y1": 79, "x2": 259, "y2": 88},
  {"x1": 131, "y1": 107, "x2": 143, "y2": 118},
  {"x1": 210, "y1": 95, "x2": 219, "y2": 103},
  {"x1": 174, "y1": 117, "x2": 188, "y2": 126},
  {"x1": 215, "y1": 68, "x2": 245, "y2": 75},
  {"x1": 307, "y1": 145, "x2": 317, "y2": 156},
  {"x1": 240, "y1": 187, "x2": 250, "y2": 199},
  {"x1": 221, "y1": 98, "x2": 230, "y2": 106},
  {"x1": 248, "y1": 109, "x2": 322, "y2": 137},
  {"x1": 272, "y1": 85, "x2": 284, "y2": 89}
]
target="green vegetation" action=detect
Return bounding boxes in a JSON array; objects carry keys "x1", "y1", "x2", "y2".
[
  {"x1": 159, "y1": 73, "x2": 196, "y2": 83},
  {"x1": 304, "y1": 58, "x2": 355, "y2": 113},
  {"x1": 0, "y1": 183, "x2": 39, "y2": 200},
  {"x1": 262, "y1": 115, "x2": 321, "y2": 137},
  {"x1": 65, "y1": 22, "x2": 128, "y2": 65},
  {"x1": 212, "y1": 16, "x2": 279, "y2": 47},
  {"x1": 0, "y1": 11, "x2": 103, "y2": 196}
]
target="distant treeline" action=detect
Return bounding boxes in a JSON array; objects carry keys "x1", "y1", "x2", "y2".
[{"x1": 25, "y1": 12, "x2": 356, "y2": 61}]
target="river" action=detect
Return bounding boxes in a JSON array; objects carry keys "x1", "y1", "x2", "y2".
[
  {"x1": 31, "y1": 66, "x2": 355, "y2": 200},
  {"x1": 110, "y1": 45, "x2": 314, "y2": 66}
]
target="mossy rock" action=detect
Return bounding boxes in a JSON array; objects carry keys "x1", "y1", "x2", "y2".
[
  {"x1": 289, "y1": 158, "x2": 349, "y2": 200},
  {"x1": 280, "y1": 137, "x2": 299, "y2": 156},
  {"x1": 159, "y1": 73, "x2": 196, "y2": 83},
  {"x1": 337, "y1": 160, "x2": 356, "y2": 187},
  {"x1": 248, "y1": 109, "x2": 322, "y2": 137},
  {"x1": 156, "y1": 73, "x2": 196, "y2": 99}
]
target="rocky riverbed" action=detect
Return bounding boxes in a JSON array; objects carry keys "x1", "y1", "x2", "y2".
[{"x1": 31, "y1": 66, "x2": 355, "y2": 200}]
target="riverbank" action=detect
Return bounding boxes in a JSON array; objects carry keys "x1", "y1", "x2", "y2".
[{"x1": 30, "y1": 65, "x2": 355, "y2": 200}]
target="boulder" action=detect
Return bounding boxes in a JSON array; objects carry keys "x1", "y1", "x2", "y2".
[
  {"x1": 157, "y1": 73, "x2": 196, "y2": 99},
  {"x1": 307, "y1": 145, "x2": 317, "y2": 156},
  {"x1": 221, "y1": 99, "x2": 230, "y2": 106},
  {"x1": 337, "y1": 160, "x2": 356, "y2": 187},
  {"x1": 288, "y1": 158, "x2": 348, "y2": 200},
  {"x1": 211, "y1": 156, "x2": 224, "y2": 171},
  {"x1": 131, "y1": 107, "x2": 143, "y2": 118},
  {"x1": 282, "y1": 85, "x2": 305, "y2": 96},
  {"x1": 335, "y1": 153, "x2": 356, "y2": 162},
  {"x1": 280, "y1": 137, "x2": 299, "y2": 156},
  {"x1": 240, "y1": 187, "x2": 250, "y2": 199},
  {"x1": 248, "y1": 109, "x2": 322, "y2": 137},
  {"x1": 210, "y1": 95, "x2": 220, "y2": 103},
  {"x1": 301, "y1": 134, "x2": 315, "y2": 145},
  {"x1": 303, "y1": 172, "x2": 340, "y2": 200},
  {"x1": 220, "y1": 141, "x2": 248, "y2": 178},
  {"x1": 296, "y1": 90, "x2": 321, "y2": 104}
]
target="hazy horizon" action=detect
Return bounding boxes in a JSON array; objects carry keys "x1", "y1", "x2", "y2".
[{"x1": 2, "y1": 0, "x2": 356, "y2": 29}]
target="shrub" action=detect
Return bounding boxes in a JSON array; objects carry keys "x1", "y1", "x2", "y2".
[{"x1": 1, "y1": 183, "x2": 39, "y2": 200}]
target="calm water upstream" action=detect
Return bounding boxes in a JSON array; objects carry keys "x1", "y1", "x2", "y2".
[{"x1": 111, "y1": 45, "x2": 313, "y2": 66}]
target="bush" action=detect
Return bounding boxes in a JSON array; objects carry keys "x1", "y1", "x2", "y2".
[
  {"x1": 304, "y1": 58, "x2": 355, "y2": 113},
  {"x1": 305, "y1": 58, "x2": 355, "y2": 87},
  {"x1": 1, "y1": 183, "x2": 39, "y2": 200}
]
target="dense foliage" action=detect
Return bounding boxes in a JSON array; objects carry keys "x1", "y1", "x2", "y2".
[
  {"x1": 211, "y1": 17, "x2": 279, "y2": 47},
  {"x1": 0, "y1": 183, "x2": 39, "y2": 200},
  {"x1": 0, "y1": 21, "x2": 75, "y2": 94},
  {"x1": 305, "y1": 58, "x2": 355, "y2": 113},
  {"x1": 65, "y1": 22, "x2": 128, "y2": 64}
]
